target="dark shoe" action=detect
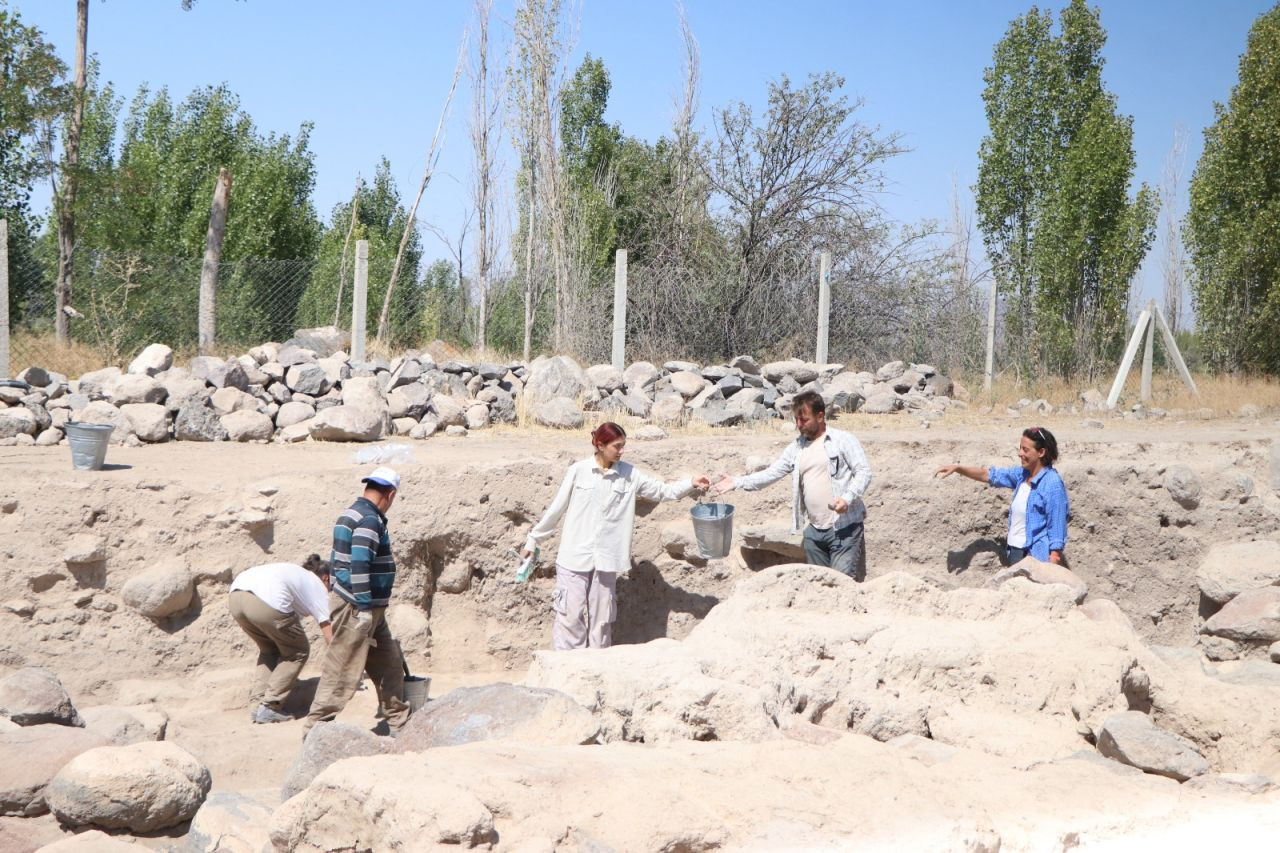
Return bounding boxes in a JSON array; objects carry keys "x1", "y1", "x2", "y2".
[{"x1": 252, "y1": 704, "x2": 291, "y2": 724}]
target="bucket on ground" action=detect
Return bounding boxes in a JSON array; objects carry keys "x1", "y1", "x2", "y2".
[
  {"x1": 404, "y1": 675, "x2": 431, "y2": 712},
  {"x1": 691, "y1": 502, "x2": 735, "y2": 559},
  {"x1": 65, "y1": 421, "x2": 115, "y2": 471}
]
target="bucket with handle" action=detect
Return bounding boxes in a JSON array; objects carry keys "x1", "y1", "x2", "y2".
[
  {"x1": 690, "y1": 501, "x2": 735, "y2": 559},
  {"x1": 65, "y1": 422, "x2": 115, "y2": 471},
  {"x1": 398, "y1": 642, "x2": 430, "y2": 712}
]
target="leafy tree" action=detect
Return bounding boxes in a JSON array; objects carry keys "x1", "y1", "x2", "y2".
[
  {"x1": 976, "y1": 0, "x2": 1156, "y2": 377},
  {"x1": 0, "y1": 3, "x2": 65, "y2": 321},
  {"x1": 294, "y1": 159, "x2": 424, "y2": 348},
  {"x1": 1186, "y1": 4, "x2": 1280, "y2": 372}
]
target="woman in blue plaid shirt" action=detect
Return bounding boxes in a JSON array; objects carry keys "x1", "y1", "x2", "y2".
[{"x1": 935, "y1": 427, "x2": 1069, "y2": 565}]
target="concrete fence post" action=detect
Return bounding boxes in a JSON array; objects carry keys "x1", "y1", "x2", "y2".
[
  {"x1": 198, "y1": 168, "x2": 231, "y2": 354},
  {"x1": 612, "y1": 249, "x2": 627, "y2": 372},
  {"x1": 351, "y1": 239, "x2": 369, "y2": 363},
  {"x1": 1141, "y1": 299, "x2": 1156, "y2": 403},
  {"x1": 984, "y1": 280, "x2": 997, "y2": 391},
  {"x1": 0, "y1": 219, "x2": 9, "y2": 379},
  {"x1": 816, "y1": 252, "x2": 831, "y2": 365}
]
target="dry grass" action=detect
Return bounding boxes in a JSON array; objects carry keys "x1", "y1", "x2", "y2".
[{"x1": 953, "y1": 369, "x2": 1280, "y2": 414}]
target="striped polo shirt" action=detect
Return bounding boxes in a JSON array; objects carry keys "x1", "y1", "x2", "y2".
[{"x1": 331, "y1": 496, "x2": 396, "y2": 610}]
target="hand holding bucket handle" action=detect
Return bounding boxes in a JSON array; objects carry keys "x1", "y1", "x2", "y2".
[{"x1": 710, "y1": 472, "x2": 735, "y2": 496}]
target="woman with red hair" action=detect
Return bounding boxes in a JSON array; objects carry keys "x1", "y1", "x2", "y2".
[{"x1": 521, "y1": 422, "x2": 710, "y2": 650}]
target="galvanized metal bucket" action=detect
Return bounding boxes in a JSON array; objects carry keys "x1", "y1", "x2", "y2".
[
  {"x1": 65, "y1": 421, "x2": 114, "y2": 470},
  {"x1": 403, "y1": 675, "x2": 431, "y2": 712},
  {"x1": 690, "y1": 502, "x2": 735, "y2": 559}
]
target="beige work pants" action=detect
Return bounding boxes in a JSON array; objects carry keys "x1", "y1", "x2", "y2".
[
  {"x1": 229, "y1": 589, "x2": 310, "y2": 711},
  {"x1": 304, "y1": 593, "x2": 409, "y2": 731},
  {"x1": 552, "y1": 565, "x2": 617, "y2": 650}
]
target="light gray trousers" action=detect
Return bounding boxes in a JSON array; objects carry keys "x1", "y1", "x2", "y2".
[{"x1": 552, "y1": 565, "x2": 617, "y2": 650}]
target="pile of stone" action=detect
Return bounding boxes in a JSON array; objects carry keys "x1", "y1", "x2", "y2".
[
  {"x1": 1195, "y1": 540, "x2": 1280, "y2": 662},
  {"x1": 0, "y1": 327, "x2": 967, "y2": 446}
]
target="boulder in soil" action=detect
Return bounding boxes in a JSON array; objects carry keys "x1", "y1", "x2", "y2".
[
  {"x1": 119, "y1": 403, "x2": 169, "y2": 443},
  {"x1": 392, "y1": 684, "x2": 599, "y2": 754},
  {"x1": 1196, "y1": 540, "x2": 1280, "y2": 605},
  {"x1": 309, "y1": 405, "x2": 385, "y2": 442},
  {"x1": 174, "y1": 399, "x2": 228, "y2": 442},
  {"x1": 1201, "y1": 586, "x2": 1280, "y2": 643},
  {"x1": 1164, "y1": 465, "x2": 1202, "y2": 509},
  {"x1": 533, "y1": 397, "x2": 584, "y2": 430},
  {"x1": 0, "y1": 668, "x2": 84, "y2": 727},
  {"x1": 121, "y1": 564, "x2": 194, "y2": 619},
  {"x1": 80, "y1": 706, "x2": 164, "y2": 746},
  {"x1": 1095, "y1": 711, "x2": 1210, "y2": 781},
  {"x1": 523, "y1": 355, "x2": 588, "y2": 406},
  {"x1": 74, "y1": 400, "x2": 134, "y2": 444},
  {"x1": 46, "y1": 741, "x2": 211, "y2": 832},
  {"x1": 108, "y1": 374, "x2": 166, "y2": 405},
  {"x1": 221, "y1": 410, "x2": 274, "y2": 442},
  {"x1": 181, "y1": 789, "x2": 275, "y2": 853},
  {"x1": 126, "y1": 344, "x2": 173, "y2": 377},
  {"x1": 281, "y1": 722, "x2": 391, "y2": 800}
]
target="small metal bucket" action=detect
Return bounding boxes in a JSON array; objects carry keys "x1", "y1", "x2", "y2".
[
  {"x1": 65, "y1": 421, "x2": 115, "y2": 470},
  {"x1": 690, "y1": 502, "x2": 735, "y2": 559},
  {"x1": 403, "y1": 675, "x2": 431, "y2": 712}
]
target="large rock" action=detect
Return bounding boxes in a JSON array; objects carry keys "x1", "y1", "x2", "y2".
[
  {"x1": 623, "y1": 361, "x2": 660, "y2": 392},
  {"x1": 524, "y1": 355, "x2": 588, "y2": 406},
  {"x1": 74, "y1": 400, "x2": 133, "y2": 444},
  {"x1": 987, "y1": 557, "x2": 1088, "y2": 604},
  {"x1": 1095, "y1": 711, "x2": 1210, "y2": 781},
  {"x1": 1202, "y1": 587, "x2": 1280, "y2": 643},
  {"x1": 182, "y1": 789, "x2": 275, "y2": 853},
  {"x1": 388, "y1": 383, "x2": 431, "y2": 420},
  {"x1": 285, "y1": 326, "x2": 349, "y2": 357},
  {"x1": 1196, "y1": 540, "x2": 1280, "y2": 605},
  {"x1": 108, "y1": 374, "x2": 166, "y2": 405},
  {"x1": 209, "y1": 386, "x2": 258, "y2": 415},
  {"x1": 119, "y1": 403, "x2": 169, "y2": 443},
  {"x1": 392, "y1": 684, "x2": 598, "y2": 754},
  {"x1": 160, "y1": 375, "x2": 207, "y2": 412},
  {"x1": 587, "y1": 364, "x2": 625, "y2": 394},
  {"x1": 174, "y1": 399, "x2": 228, "y2": 442},
  {"x1": 428, "y1": 394, "x2": 466, "y2": 427},
  {"x1": 1164, "y1": 465, "x2": 1202, "y2": 509},
  {"x1": 285, "y1": 363, "x2": 331, "y2": 397},
  {"x1": 281, "y1": 722, "x2": 391, "y2": 800},
  {"x1": 46, "y1": 741, "x2": 211, "y2": 832},
  {"x1": 275, "y1": 400, "x2": 316, "y2": 429},
  {"x1": 309, "y1": 405, "x2": 385, "y2": 442},
  {"x1": 0, "y1": 668, "x2": 84, "y2": 727},
  {"x1": 121, "y1": 564, "x2": 194, "y2": 619},
  {"x1": 0, "y1": 406, "x2": 38, "y2": 438},
  {"x1": 533, "y1": 397, "x2": 584, "y2": 430},
  {"x1": 193, "y1": 358, "x2": 249, "y2": 391},
  {"x1": 861, "y1": 391, "x2": 900, "y2": 415},
  {"x1": 75, "y1": 367, "x2": 121, "y2": 401},
  {"x1": 0, "y1": 725, "x2": 107, "y2": 816},
  {"x1": 739, "y1": 525, "x2": 806, "y2": 560},
  {"x1": 80, "y1": 706, "x2": 164, "y2": 746},
  {"x1": 62, "y1": 534, "x2": 105, "y2": 565},
  {"x1": 669, "y1": 370, "x2": 707, "y2": 399},
  {"x1": 221, "y1": 410, "x2": 274, "y2": 442},
  {"x1": 650, "y1": 395, "x2": 685, "y2": 424}
]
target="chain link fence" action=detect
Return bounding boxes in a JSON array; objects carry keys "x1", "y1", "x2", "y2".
[{"x1": 5, "y1": 237, "x2": 991, "y2": 380}]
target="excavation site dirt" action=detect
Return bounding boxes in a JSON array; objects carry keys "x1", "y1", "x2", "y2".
[{"x1": 3, "y1": 415, "x2": 1280, "y2": 850}]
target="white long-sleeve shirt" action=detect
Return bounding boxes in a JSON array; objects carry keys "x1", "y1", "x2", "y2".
[
  {"x1": 230, "y1": 562, "x2": 331, "y2": 624},
  {"x1": 525, "y1": 458, "x2": 694, "y2": 575}
]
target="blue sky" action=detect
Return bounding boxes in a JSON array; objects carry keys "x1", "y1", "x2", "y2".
[{"x1": 15, "y1": 0, "x2": 1274, "y2": 310}]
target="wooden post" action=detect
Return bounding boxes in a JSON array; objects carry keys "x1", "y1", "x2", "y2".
[
  {"x1": 1106, "y1": 308, "x2": 1152, "y2": 409},
  {"x1": 0, "y1": 219, "x2": 9, "y2": 380},
  {"x1": 611, "y1": 249, "x2": 627, "y2": 372},
  {"x1": 351, "y1": 239, "x2": 368, "y2": 363},
  {"x1": 816, "y1": 252, "x2": 831, "y2": 365},
  {"x1": 1153, "y1": 304, "x2": 1199, "y2": 400},
  {"x1": 198, "y1": 168, "x2": 231, "y2": 354},
  {"x1": 984, "y1": 279, "x2": 997, "y2": 391},
  {"x1": 1140, "y1": 299, "x2": 1155, "y2": 403}
]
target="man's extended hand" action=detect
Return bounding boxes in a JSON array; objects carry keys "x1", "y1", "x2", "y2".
[
  {"x1": 829, "y1": 497, "x2": 849, "y2": 514},
  {"x1": 692, "y1": 475, "x2": 711, "y2": 493},
  {"x1": 710, "y1": 473, "x2": 735, "y2": 496}
]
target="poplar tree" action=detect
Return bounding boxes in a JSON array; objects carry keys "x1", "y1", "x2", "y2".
[
  {"x1": 976, "y1": 0, "x2": 1156, "y2": 376},
  {"x1": 1186, "y1": 4, "x2": 1280, "y2": 372}
]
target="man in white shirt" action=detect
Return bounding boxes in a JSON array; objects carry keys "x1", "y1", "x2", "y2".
[
  {"x1": 713, "y1": 390, "x2": 873, "y2": 580},
  {"x1": 229, "y1": 555, "x2": 333, "y2": 724}
]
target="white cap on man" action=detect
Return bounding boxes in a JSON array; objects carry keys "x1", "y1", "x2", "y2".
[{"x1": 362, "y1": 467, "x2": 400, "y2": 490}]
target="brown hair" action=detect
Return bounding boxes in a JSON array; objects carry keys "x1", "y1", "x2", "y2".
[
  {"x1": 591, "y1": 421, "x2": 627, "y2": 447},
  {"x1": 1023, "y1": 426, "x2": 1059, "y2": 466},
  {"x1": 302, "y1": 554, "x2": 330, "y2": 578},
  {"x1": 792, "y1": 390, "x2": 825, "y2": 415}
]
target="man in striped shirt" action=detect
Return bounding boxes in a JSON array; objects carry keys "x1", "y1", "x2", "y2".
[{"x1": 304, "y1": 467, "x2": 411, "y2": 736}]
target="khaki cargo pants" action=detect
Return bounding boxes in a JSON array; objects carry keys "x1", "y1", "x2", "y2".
[
  {"x1": 304, "y1": 593, "x2": 409, "y2": 731},
  {"x1": 229, "y1": 589, "x2": 310, "y2": 711}
]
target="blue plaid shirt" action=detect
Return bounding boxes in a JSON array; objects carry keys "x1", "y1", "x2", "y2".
[{"x1": 988, "y1": 465, "x2": 1069, "y2": 560}]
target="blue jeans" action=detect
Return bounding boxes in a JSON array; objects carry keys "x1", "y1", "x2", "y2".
[{"x1": 802, "y1": 522, "x2": 866, "y2": 582}]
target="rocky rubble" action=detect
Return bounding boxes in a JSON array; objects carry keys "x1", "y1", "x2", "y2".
[{"x1": 3, "y1": 328, "x2": 979, "y2": 448}]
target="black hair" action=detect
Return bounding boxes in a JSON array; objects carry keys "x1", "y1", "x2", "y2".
[
  {"x1": 363, "y1": 480, "x2": 396, "y2": 498},
  {"x1": 302, "y1": 553, "x2": 330, "y2": 578},
  {"x1": 792, "y1": 389, "x2": 825, "y2": 415},
  {"x1": 1023, "y1": 426, "x2": 1059, "y2": 466}
]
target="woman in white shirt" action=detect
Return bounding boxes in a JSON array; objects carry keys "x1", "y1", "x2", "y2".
[
  {"x1": 521, "y1": 422, "x2": 710, "y2": 650},
  {"x1": 229, "y1": 554, "x2": 333, "y2": 723}
]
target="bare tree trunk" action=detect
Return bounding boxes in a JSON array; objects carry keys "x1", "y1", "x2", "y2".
[
  {"x1": 54, "y1": 0, "x2": 89, "y2": 346},
  {"x1": 522, "y1": 163, "x2": 537, "y2": 361},
  {"x1": 1159, "y1": 126, "x2": 1187, "y2": 334},
  {"x1": 334, "y1": 174, "x2": 362, "y2": 327},
  {"x1": 198, "y1": 168, "x2": 232, "y2": 354},
  {"x1": 376, "y1": 38, "x2": 467, "y2": 343},
  {"x1": 470, "y1": 0, "x2": 497, "y2": 353}
]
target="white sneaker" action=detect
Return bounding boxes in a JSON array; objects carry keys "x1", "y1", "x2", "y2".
[{"x1": 252, "y1": 704, "x2": 291, "y2": 724}]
